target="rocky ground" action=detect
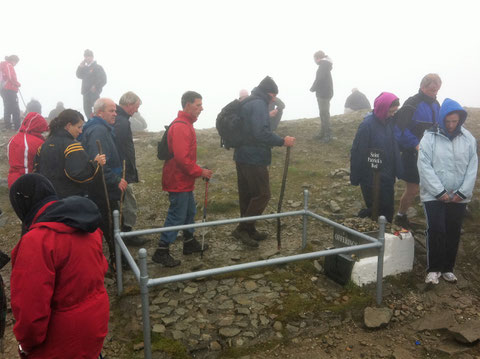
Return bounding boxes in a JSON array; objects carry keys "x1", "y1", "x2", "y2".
[{"x1": 0, "y1": 109, "x2": 480, "y2": 358}]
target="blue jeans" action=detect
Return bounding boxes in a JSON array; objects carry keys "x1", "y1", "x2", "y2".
[{"x1": 160, "y1": 191, "x2": 196, "y2": 244}]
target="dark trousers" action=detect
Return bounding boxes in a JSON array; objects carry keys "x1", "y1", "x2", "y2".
[
  {"x1": 360, "y1": 181, "x2": 394, "y2": 223},
  {"x1": 90, "y1": 192, "x2": 118, "y2": 264},
  {"x1": 424, "y1": 201, "x2": 466, "y2": 273},
  {"x1": 1, "y1": 89, "x2": 20, "y2": 130},
  {"x1": 83, "y1": 91, "x2": 100, "y2": 119},
  {"x1": 159, "y1": 191, "x2": 196, "y2": 245},
  {"x1": 235, "y1": 162, "x2": 271, "y2": 233}
]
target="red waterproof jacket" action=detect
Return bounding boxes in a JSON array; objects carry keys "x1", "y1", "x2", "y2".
[
  {"x1": 10, "y1": 200, "x2": 109, "y2": 358},
  {"x1": 7, "y1": 112, "x2": 48, "y2": 188},
  {"x1": 0, "y1": 60, "x2": 20, "y2": 92},
  {"x1": 162, "y1": 111, "x2": 203, "y2": 192}
]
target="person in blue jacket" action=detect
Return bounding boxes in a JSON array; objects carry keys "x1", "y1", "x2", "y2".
[
  {"x1": 418, "y1": 98, "x2": 477, "y2": 285},
  {"x1": 350, "y1": 92, "x2": 401, "y2": 223},
  {"x1": 393, "y1": 74, "x2": 442, "y2": 228}
]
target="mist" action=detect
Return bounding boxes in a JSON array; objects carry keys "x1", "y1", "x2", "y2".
[{"x1": 3, "y1": 0, "x2": 480, "y2": 131}]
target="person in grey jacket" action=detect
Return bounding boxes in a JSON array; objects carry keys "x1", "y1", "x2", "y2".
[
  {"x1": 310, "y1": 50, "x2": 333, "y2": 142},
  {"x1": 418, "y1": 98, "x2": 477, "y2": 285}
]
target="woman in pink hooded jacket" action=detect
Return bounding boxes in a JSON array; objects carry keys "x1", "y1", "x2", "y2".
[
  {"x1": 7, "y1": 112, "x2": 49, "y2": 188},
  {"x1": 0, "y1": 55, "x2": 21, "y2": 130}
]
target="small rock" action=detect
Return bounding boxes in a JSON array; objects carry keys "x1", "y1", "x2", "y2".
[
  {"x1": 273, "y1": 321, "x2": 283, "y2": 331},
  {"x1": 329, "y1": 200, "x2": 341, "y2": 213},
  {"x1": 364, "y1": 307, "x2": 393, "y2": 328},
  {"x1": 152, "y1": 324, "x2": 165, "y2": 333},
  {"x1": 219, "y1": 327, "x2": 241, "y2": 338},
  {"x1": 210, "y1": 341, "x2": 222, "y2": 351}
]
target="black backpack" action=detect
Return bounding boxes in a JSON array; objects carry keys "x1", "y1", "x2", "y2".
[
  {"x1": 157, "y1": 121, "x2": 186, "y2": 160},
  {"x1": 216, "y1": 98, "x2": 249, "y2": 149}
]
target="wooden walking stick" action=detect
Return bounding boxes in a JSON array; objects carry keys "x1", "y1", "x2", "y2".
[
  {"x1": 276, "y1": 146, "x2": 291, "y2": 250},
  {"x1": 119, "y1": 160, "x2": 126, "y2": 226},
  {"x1": 96, "y1": 140, "x2": 116, "y2": 269}
]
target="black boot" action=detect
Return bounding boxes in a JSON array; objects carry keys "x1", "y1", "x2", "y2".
[
  {"x1": 183, "y1": 236, "x2": 209, "y2": 255},
  {"x1": 152, "y1": 242, "x2": 180, "y2": 267},
  {"x1": 122, "y1": 226, "x2": 148, "y2": 247}
]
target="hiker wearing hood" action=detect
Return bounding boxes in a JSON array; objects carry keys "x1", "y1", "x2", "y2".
[
  {"x1": 9, "y1": 174, "x2": 109, "y2": 358},
  {"x1": 418, "y1": 99, "x2": 477, "y2": 285},
  {"x1": 7, "y1": 112, "x2": 48, "y2": 188},
  {"x1": 76, "y1": 49, "x2": 107, "y2": 119},
  {"x1": 232, "y1": 77, "x2": 295, "y2": 247},
  {"x1": 310, "y1": 50, "x2": 334, "y2": 142},
  {"x1": 34, "y1": 109, "x2": 106, "y2": 198},
  {"x1": 393, "y1": 74, "x2": 442, "y2": 229},
  {"x1": 350, "y1": 92, "x2": 401, "y2": 222},
  {"x1": 0, "y1": 55, "x2": 21, "y2": 130}
]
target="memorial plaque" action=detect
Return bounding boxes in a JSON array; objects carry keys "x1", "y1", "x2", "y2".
[{"x1": 333, "y1": 228, "x2": 379, "y2": 259}]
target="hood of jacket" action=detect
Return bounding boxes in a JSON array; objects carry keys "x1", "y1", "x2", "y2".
[
  {"x1": 250, "y1": 87, "x2": 272, "y2": 105},
  {"x1": 19, "y1": 112, "x2": 48, "y2": 136},
  {"x1": 373, "y1": 92, "x2": 399, "y2": 121},
  {"x1": 438, "y1": 98, "x2": 467, "y2": 140}
]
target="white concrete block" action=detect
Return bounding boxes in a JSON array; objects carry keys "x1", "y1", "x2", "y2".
[{"x1": 350, "y1": 231, "x2": 414, "y2": 286}]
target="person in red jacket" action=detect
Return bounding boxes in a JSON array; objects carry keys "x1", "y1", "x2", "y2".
[
  {"x1": 9, "y1": 173, "x2": 109, "y2": 358},
  {"x1": 152, "y1": 91, "x2": 213, "y2": 267},
  {"x1": 7, "y1": 112, "x2": 49, "y2": 188},
  {"x1": 0, "y1": 55, "x2": 21, "y2": 130}
]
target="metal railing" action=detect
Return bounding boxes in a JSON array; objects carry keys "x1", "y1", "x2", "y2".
[{"x1": 113, "y1": 190, "x2": 386, "y2": 359}]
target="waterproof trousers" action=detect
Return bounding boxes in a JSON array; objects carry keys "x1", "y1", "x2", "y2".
[
  {"x1": 235, "y1": 162, "x2": 271, "y2": 233},
  {"x1": 316, "y1": 96, "x2": 331, "y2": 139},
  {"x1": 1, "y1": 89, "x2": 20, "y2": 130},
  {"x1": 423, "y1": 201, "x2": 466, "y2": 273}
]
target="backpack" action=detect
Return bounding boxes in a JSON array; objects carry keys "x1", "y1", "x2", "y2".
[
  {"x1": 157, "y1": 120, "x2": 186, "y2": 160},
  {"x1": 215, "y1": 98, "x2": 248, "y2": 149}
]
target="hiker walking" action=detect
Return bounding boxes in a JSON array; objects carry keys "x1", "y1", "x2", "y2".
[
  {"x1": 152, "y1": 91, "x2": 213, "y2": 267},
  {"x1": 7, "y1": 112, "x2": 49, "y2": 188},
  {"x1": 418, "y1": 99, "x2": 477, "y2": 285},
  {"x1": 232, "y1": 76, "x2": 295, "y2": 247},
  {"x1": 310, "y1": 50, "x2": 333, "y2": 142},
  {"x1": 34, "y1": 109, "x2": 106, "y2": 198},
  {"x1": 350, "y1": 92, "x2": 401, "y2": 223},
  {"x1": 81, "y1": 98, "x2": 127, "y2": 266},
  {"x1": 393, "y1": 74, "x2": 442, "y2": 229},
  {"x1": 9, "y1": 174, "x2": 109, "y2": 358},
  {"x1": 76, "y1": 49, "x2": 107, "y2": 119},
  {"x1": 0, "y1": 55, "x2": 21, "y2": 130},
  {"x1": 114, "y1": 91, "x2": 147, "y2": 246}
]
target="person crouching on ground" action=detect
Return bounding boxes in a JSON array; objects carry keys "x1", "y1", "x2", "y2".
[
  {"x1": 232, "y1": 76, "x2": 295, "y2": 247},
  {"x1": 350, "y1": 92, "x2": 401, "y2": 222},
  {"x1": 418, "y1": 98, "x2": 477, "y2": 285},
  {"x1": 9, "y1": 174, "x2": 109, "y2": 358},
  {"x1": 152, "y1": 91, "x2": 213, "y2": 267}
]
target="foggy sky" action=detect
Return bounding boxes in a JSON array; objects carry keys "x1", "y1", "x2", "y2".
[{"x1": 3, "y1": 0, "x2": 480, "y2": 131}]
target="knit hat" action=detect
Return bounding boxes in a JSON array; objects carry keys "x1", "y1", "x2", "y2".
[
  {"x1": 258, "y1": 76, "x2": 278, "y2": 94},
  {"x1": 84, "y1": 49, "x2": 94, "y2": 57}
]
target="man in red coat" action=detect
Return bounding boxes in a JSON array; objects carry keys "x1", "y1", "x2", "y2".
[{"x1": 153, "y1": 91, "x2": 213, "y2": 267}]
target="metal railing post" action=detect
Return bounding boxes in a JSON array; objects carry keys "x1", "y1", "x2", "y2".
[
  {"x1": 113, "y1": 210, "x2": 123, "y2": 295},
  {"x1": 139, "y1": 249, "x2": 152, "y2": 359},
  {"x1": 376, "y1": 216, "x2": 387, "y2": 305},
  {"x1": 302, "y1": 189, "x2": 309, "y2": 249}
]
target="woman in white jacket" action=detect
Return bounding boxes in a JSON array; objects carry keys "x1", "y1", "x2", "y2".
[{"x1": 418, "y1": 98, "x2": 477, "y2": 285}]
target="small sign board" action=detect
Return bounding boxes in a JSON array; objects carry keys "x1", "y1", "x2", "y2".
[
  {"x1": 333, "y1": 228, "x2": 378, "y2": 259},
  {"x1": 367, "y1": 149, "x2": 383, "y2": 171}
]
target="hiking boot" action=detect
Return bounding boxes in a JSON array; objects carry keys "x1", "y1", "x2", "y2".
[
  {"x1": 152, "y1": 244, "x2": 181, "y2": 267},
  {"x1": 250, "y1": 230, "x2": 268, "y2": 241},
  {"x1": 232, "y1": 228, "x2": 259, "y2": 248},
  {"x1": 425, "y1": 272, "x2": 441, "y2": 285},
  {"x1": 394, "y1": 214, "x2": 411, "y2": 229},
  {"x1": 122, "y1": 226, "x2": 149, "y2": 247},
  {"x1": 441, "y1": 272, "x2": 457, "y2": 283},
  {"x1": 183, "y1": 237, "x2": 209, "y2": 255}
]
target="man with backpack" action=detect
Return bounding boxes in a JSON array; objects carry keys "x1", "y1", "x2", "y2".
[
  {"x1": 232, "y1": 76, "x2": 295, "y2": 247},
  {"x1": 393, "y1": 74, "x2": 442, "y2": 229},
  {"x1": 152, "y1": 91, "x2": 212, "y2": 267}
]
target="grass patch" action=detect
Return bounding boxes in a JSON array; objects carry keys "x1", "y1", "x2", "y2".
[
  {"x1": 206, "y1": 200, "x2": 239, "y2": 215},
  {"x1": 151, "y1": 333, "x2": 190, "y2": 359},
  {"x1": 219, "y1": 338, "x2": 285, "y2": 358}
]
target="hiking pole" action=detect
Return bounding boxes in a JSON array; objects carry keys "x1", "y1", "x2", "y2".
[
  {"x1": 17, "y1": 89, "x2": 27, "y2": 109},
  {"x1": 276, "y1": 146, "x2": 291, "y2": 250},
  {"x1": 201, "y1": 178, "x2": 209, "y2": 259},
  {"x1": 96, "y1": 140, "x2": 116, "y2": 270},
  {"x1": 119, "y1": 160, "x2": 126, "y2": 226}
]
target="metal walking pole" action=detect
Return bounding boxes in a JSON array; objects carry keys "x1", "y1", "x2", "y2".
[
  {"x1": 302, "y1": 189, "x2": 309, "y2": 249},
  {"x1": 277, "y1": 146, "x2": 291, "y2": 249},
  {"x1": 17, "y1": 89, "x2": 27, "y2": 108},
  {"x1": 201, "y1": 178, "x2": 209, "y2": 259},
  {"x1": 138, "y1": 249, "x2": 152, "y2": 359},
  {"x1": 376, "y1": 216, "x2": 387, "y2": 305}
]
